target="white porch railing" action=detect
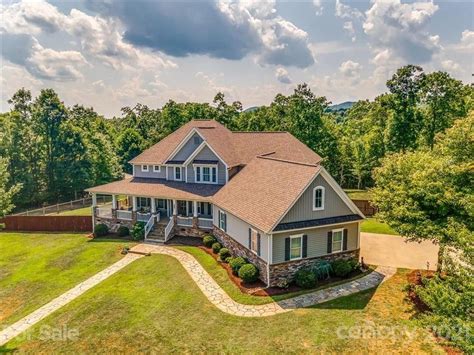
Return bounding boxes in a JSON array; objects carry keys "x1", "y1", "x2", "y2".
[
  {"x1": 164, "y1": 218, "x2": 174, "y2": 242},
  {"x1": 198, "y1": 218, "x2": 213, "y2": 229},
  {"x1": 137, "y1": 212, "x2": 152, "y2": 222},
  {"x1": 96, "y1": 207, "x2": 112, "y2": 218},
  {"x1": 177, "y1": 216, "x2": 193, "y2": 227},
  {"x1": 144, "y1": 215, "x2": 155, "y2": 239},
  {"x1": 117, "y1": 210, "x2": 132, "y2": 220}
]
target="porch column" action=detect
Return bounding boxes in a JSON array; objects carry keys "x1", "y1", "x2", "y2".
[
  {"x1": 193, "y1": 201, "x2": 198, "y2": 217},
  {"x1": 92, "y1": 193, "x2": 97, "y2": 207},
  {"x1": 132, "y1": 196, "x2": 137, "y2": 222},
  {"x1": 91, "y1": 193, "x2": 97, "y2": 223},
  {"x1": 151, "y1": 197, "x2": 156, "y2": 214},
  {"x1": 111, "y1": 195, "x2": 117, "y2": 219},
  {"x1": 172, "y1": 199, "x2": 177, "y2": 224}
]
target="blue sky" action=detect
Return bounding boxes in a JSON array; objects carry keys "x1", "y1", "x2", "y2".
[{"x1": 1, "y1": 0, "x2": 472, "y2": 117}]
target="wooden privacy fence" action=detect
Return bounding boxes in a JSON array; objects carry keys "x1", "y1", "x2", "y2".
[
  {"x1": 352, "y1": 199, "x2": 378, "y2": 217},
  {"x1": 0, "y1": 216, "x2": 93, "y2": 232}
]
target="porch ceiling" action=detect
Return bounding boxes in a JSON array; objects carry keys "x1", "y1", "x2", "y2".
[{"x1": 86, "y1": 177, "x2": 222, "y2": 201}]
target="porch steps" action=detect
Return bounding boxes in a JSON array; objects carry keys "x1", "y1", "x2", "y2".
[{"x1": 146, "y1": 223, "x2": 166, "y2": 243}]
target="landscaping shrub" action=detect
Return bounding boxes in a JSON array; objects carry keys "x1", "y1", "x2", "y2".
[
  {"x1": 211, "y1": 242, "x2": 222, "y2": 254},
  {"x1": 219, "y1": 248, "x2": 231, "y2": 261},
  {"x1": 331, "y1": 259, "x2": 354, "y2": 278},
  {"x1": 294, "y1": 268, "x2": 317, "y2": 289},
  {"x1": 117, "y1": 226, "x2": 130, "y2": 237},
  {"x1": 238, "y1": 263, "x2": 259, "y2": 283},
  {"x1": 229, "y1": 256, "x2": 246, "y2": 275},
  {"x1": 225, "y1": 256, "x2": 233, "y2": 263},
  {"x1": 203, "y1": 235, "x2": 217, "y2": 248},
  {"x1": 131, "y1": 222, "x2": 145, "y2": 241},
  {"x1": 93, "y1": 223, "x2": 108, "y2": 237}
]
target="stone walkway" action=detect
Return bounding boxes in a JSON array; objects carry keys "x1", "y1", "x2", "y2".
[
  {"x1": 0, "y1": 253, "x2": 143, "y2": 347},
  {"x1": 132, "y1": 243, "x2": 396, "y2": 317},
  {"x1": 0, "y1": 243, "x2": 395, "y2": 346}
]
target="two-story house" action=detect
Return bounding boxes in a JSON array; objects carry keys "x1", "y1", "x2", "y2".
[{"x1": 86, "y1": 120, "x2": 364, "y2": 286}]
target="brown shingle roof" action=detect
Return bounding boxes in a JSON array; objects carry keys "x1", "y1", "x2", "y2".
[
  {"x1": 129, "y1": 120, "x2": 322, "y2": 167},
  {"x1": 212, "y1": 157, "x2": 321, "y2": 233},
  {"x1": 86, "y1": 177, "x2": 221, "y2": 201}
]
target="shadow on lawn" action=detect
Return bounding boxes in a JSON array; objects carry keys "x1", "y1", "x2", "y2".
[
  {"x1": 309, "y1": 287, "x2": 378, "y2": 310},
  {"x1": 0, "y1": 345, "x2": 18, "y2": 353}
]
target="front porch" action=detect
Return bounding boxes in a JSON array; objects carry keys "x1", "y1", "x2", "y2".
[{"x1": 91, "y1": 194, "x2": 214, "y2": 241}]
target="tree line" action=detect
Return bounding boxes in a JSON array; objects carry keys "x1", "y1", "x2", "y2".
[{"x1": 0, "y1": 65, "x2": 471, "y2": 213}]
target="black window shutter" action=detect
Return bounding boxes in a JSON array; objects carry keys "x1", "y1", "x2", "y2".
[
  {"x1": 257, "y1": 233, "x2": 261, "y2": 256},
  {"x1": 327, "y1": 231, "x2": 333, "y2": 254},
  {"x1": 302, "y1": 234, "x2": 308, "y2": 258},
  {"x1": 343, "y1": 229, "x2": 348, "y2": 251},
  {"x1": 248, "y1": 228, "x2": 251, "y2": 249},
  {"x1": 224, "y1": 213, "x2": 227, "y2": 232},
  {"x1": 285, "y1": 237, "x2": 290, "y2": 261}
]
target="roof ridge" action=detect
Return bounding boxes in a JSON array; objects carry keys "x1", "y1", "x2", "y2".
[
  {"x1": 232, "y1": 131, "x2": 289, "y2": 134},
  {"x1": 257, "y1": 155, "x2": 320, "y2": 167}
]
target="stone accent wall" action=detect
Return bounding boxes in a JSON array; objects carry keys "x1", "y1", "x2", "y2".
[
  {"x1": 213, "y1": 227, "x2": 269, "y2": 285},
  {"x1": 268, "y1": 249, "x2": 360, "y2": 287},
  {"x1": 95, "y1": 216, "x2": 134, "y2": 233},
  {"x1": 173, "y1": 224, "x2": 209, "y2": 238}
]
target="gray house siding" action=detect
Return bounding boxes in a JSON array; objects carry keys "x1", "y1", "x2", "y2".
[
  {"x1": 171, "y1": 132, "x2": 203, "y2": 162},
  {"x1": 280, "y1": 174, "x2": 353, "y2": 224},
  {"x1": 185, "y1": 145, "x2": 226, "y2": 185},
  {"x1": 212, "y1": 206, "x2": 269, "y2": 262},
  {"x1": 133, "y1": 164, "x2": 166, "y2": 179},
  {"x1": 272, "y1": 222, "x2": 359, "y2": 264}
]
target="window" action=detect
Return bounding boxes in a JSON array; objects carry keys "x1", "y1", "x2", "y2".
[
  {"x1": 157, "y1": 199, "x2": 166, "y2": 209},
  {"x1": 153, "y1": 165, "x2": 161, "y2": 172},
  {"x1": 141, "y1": 165, "x2": 149, "y2": 172},
  {"x1": 219, "y1": 210, "x2": 227, "y2": 232},
  {"x1": 290, "y1": 235, "x2": 303, "y2": 260},
  {"x1": 250, "y1": 228, "x2": 258, "y2": 254},
  {"x1": 195, "y1": 165, "x2": 217, "y2": 184},
  {"x1": 332, "y1": 229, "x2": 343, "y2": 253},
  {"x1": 313, "y1": 186, "x2": 325, "y2": 211},
  {"x1": 175, "y1": 167, "x2": 182, "y2": 180}
]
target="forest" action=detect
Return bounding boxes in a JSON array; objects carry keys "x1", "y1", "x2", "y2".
[{"x1": 0, "y1": 64, "x2": 472, "y2": 212}]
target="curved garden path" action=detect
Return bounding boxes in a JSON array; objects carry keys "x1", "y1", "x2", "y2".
[
  {"x1": 132, "y1": 243, "x2": 396, "y2": 317},
  {"x1": 0, "y1": 243, "x2": 395, "y2": 346}
]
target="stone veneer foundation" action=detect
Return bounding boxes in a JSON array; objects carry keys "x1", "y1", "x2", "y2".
[
  {"x1": 268, "y1": 249, "x2": 360, "y2": 287},
  {"x1": 213, "y1": 227, "x2": 269, "y2": 285}
]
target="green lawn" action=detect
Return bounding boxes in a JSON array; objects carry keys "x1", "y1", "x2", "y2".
[
  {"x1": 175, "y1": 246, "x2": 374, "y2": 305},
  {"x1": 0, "y1": 232, "x2": 134, "y2": 327},
  {"x1": 361, "y1": 218, "x2": 398, "y2": 235},
  {"x1": 3, "y1": 255, "x2": 442, "y2": 353},
  {"x1": 50, "y1": 206, "x2": 92, "y2": 216},
  {"x1": 344, "y1": 189, "x2": 373, "y2": 200}
]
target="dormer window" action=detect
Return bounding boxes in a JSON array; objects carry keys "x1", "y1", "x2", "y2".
[
  {"x1": 141, "y1": 165, "x2": 149, "y2": 172},
  {"x1": 195, "y1": 165, "x2": 217, "y2": 184},
  {"x1": 153, "y1": 165, "x2": 161, "y2": 173},
  {"x1": 174, "y1": 166, "x2": 182, "y2": 181},
  {"x1": 313, "y1": 186, "x2": 325, "y2": 211}
]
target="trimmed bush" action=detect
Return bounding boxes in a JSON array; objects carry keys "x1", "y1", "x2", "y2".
[
  {"x1": 219, "y1": 248, "x2": 231, "y2": 261},
  {"x1": 238, "y1": 263, "x2": 259, "y2": 283},
  {"x1": 131, "y1": 222, "x2": 145, "y2": 241},
  {"x1": 225, "y1": 256, "x2": 233, "y2": 263},
  {"x1": 294, "y1": 269, "x2": 317, "y2": 289},
  {"x1": 93, "y1": 223, "x2": 108, "y2": 237},
  {"x1": 117, "y1": 226, "x2": 130, "y2": 237},
  {"x1": 229, "y1": 256, "x2": 246, "y2": 275},
  {"x1": 331, "y1": 259, "x2": 354, "y2": 278},
  {"x1": 211, "y1": 242, "x2": 222, "y2": 254},
  {"x1": 203, "y1": 235, "x2": 217, "y2": 248}
]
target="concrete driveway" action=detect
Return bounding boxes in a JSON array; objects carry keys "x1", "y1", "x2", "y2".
[{"x1": 360, "y1": 232, "x2": 439, "y2": 270}]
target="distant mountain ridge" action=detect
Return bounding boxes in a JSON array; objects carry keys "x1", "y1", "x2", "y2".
[{"x1": 328, "y1": 101, "x2": 355, "y2": 111}]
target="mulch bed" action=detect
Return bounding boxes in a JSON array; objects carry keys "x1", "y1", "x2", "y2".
[{"x1": 406, "y1": 269, "x2": 435, "y2": 313}]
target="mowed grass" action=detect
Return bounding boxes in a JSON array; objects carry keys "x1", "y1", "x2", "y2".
[
  {"x1": 175, "y1": 246, "x2": 374, "y2": 305},
  {"x1": 0, "y1": 232, "x2": 134, "y2": 327},
  {"x1": 3, "y1": 256, "x2": 442, "y2": 353},
  {"x1": 344, "y1": 189, "x2": 373, "y2": 200},
  {"x1": 361, "y1": 218, "x2": 398, "y2": 235},
  {"x1": 49, "y1": 206, "x2": 92, "y2": 216}
]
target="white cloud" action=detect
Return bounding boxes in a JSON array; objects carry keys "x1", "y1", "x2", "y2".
[
  {"x1": 441, "y1": 60, "x2": 460, "y2": 72},
  {"x1": 343, "y1": 21, "x2": 356, "y2": 42},
  {"x1": 313, "y1": 0, "x2": 323, "y2": 16},
  {"x1": 335, "y1": 0, "x2": 363, "y2": 20},
  {"x1": 363, "y1": 0, "x2": 440, "y2": 63},
  {"x1": 339, "y1": 60, "x2": 362, "y2": 79},
  {"x1": 275, "y1": 67, "x2": 291, "y2": 84}
]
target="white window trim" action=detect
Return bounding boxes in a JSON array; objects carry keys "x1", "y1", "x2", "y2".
[
  {"x1": 331, "y1": 228, "x2": 344, "y2": 254},
  {"x1": 289, "y1": 234, "x2": 303, "y2": 260},
  {"x1": 141, "y1": 165, "x2": 149, "y2": 172},
  {"x1": 193, "y1": 164, "x2": 218, "y2": 184},
  {"x1": 312, "y1": 186, "x2": 325, "y2": 211},
  {"x1": 218, "y1": 210, "x2": 226, "y2": 231},
  {"x1": 174, "y1": 166, "x2": 183, "y2": 181},
  {"x1": 250, "y1": 228, "x2": 258, "y2": 255},
  {"x1": 153, "y1": 165, "x2": 161, "y2": 173}
]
